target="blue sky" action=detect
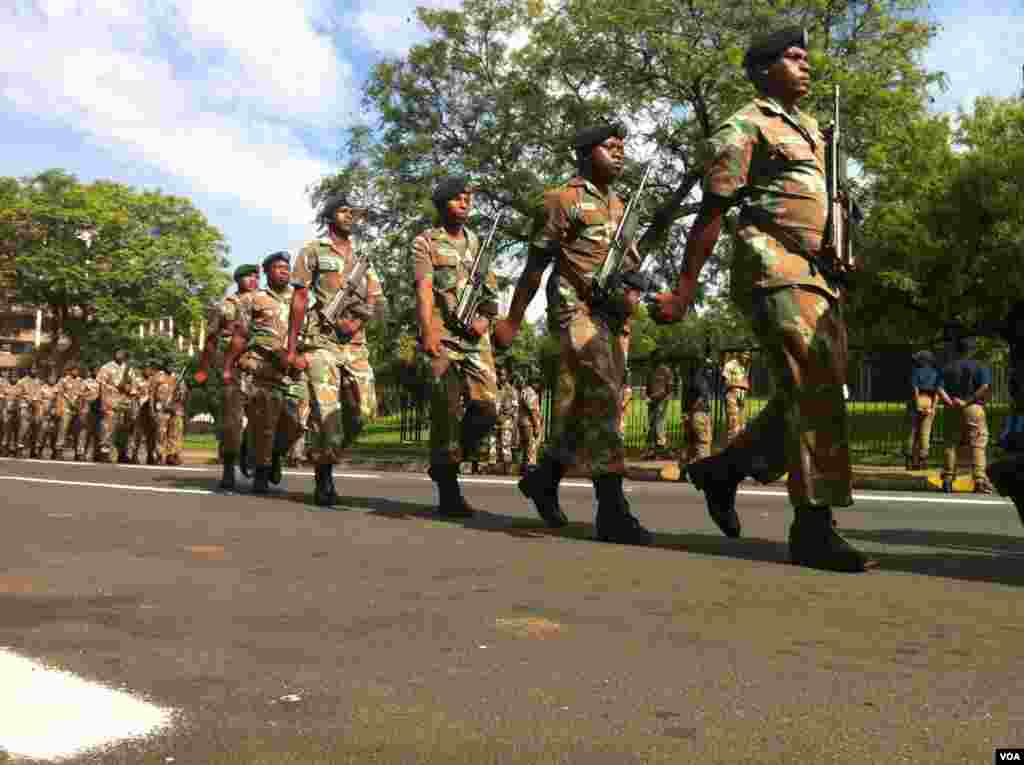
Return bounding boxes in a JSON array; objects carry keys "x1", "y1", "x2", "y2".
[{"x1": 1, "y1": 0, "x2": 1021, "y2": 296}]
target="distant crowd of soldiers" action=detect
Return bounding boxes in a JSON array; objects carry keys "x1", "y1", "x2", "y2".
[{"x1": 0, "y1": 351, "x2": 187, "y2": 464}]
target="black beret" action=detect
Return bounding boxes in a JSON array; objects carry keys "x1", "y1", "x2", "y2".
[
  {"x1": 233, "y1": 264, "x2": 259, "y2": 280},
  {"x1": 262, "y1": 251, "x2": 291, "y2": 270},
  {"x1": 432, "y1": 176, "x2": 470, "y2": 209},
  {"x1": 572, "y1": 123, "x2": 627, "y2": 154},
  {"x1": 744, "y1": 26, "x2": 808, "y2": 69}
]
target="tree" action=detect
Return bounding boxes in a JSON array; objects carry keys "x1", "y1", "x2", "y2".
[{"x1": 0, "y1": 170, "x2": 231, "y2": 364}]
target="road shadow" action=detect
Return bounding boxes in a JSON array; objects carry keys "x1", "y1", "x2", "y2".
[{"x1": 150, "y1": 474, "x2": 1024, "y2": 587}]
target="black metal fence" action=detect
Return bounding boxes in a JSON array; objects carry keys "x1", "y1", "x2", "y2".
[{"x1": 397, "y1": 343, "x2": 1014, "y2": 466}]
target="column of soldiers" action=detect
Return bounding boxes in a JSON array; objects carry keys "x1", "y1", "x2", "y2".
[{"x1": 0, "y1": 357, "x2": 187, "y2": 464}]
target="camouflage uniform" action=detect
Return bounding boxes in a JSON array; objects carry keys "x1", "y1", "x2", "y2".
[
  {"x1": 532, "y1": 176, "x2": 636, "y2": 477},
  {"x1": 703, "y1": 95, "x2": 852, "y2": 509},
  {"x1": 51, "y1": 373, "x2": 83, "y2": 459},
  {"x1": 721, "y1": 355, "x2": 751, "y2": 445},
  {"x1": 162, "y1": 373, "x2": 188, "y2": 465},
  {"x1": 33, "y1": 382, "x2": 55, "y2": 458},
  {"x1": 496, "y1": 381, "x2": 519, "y2": 466},
  {"x1": 413, "y1": 226, "x2": 499, "y2": 466},
  {"x1": 147, "y1": 371, "x2": 174, "y2": 463},
  {"x1": 939, "y1": 357, "x2": 992, "y2": 492},
  {"x1": 645, "y1": 363, "x2": 673, "y2": 451},
  {"x1": 680, "y1": 362, "x2": 714, "y2": 468},
  {"x1": 286, "y1": 381, "x2": 311, "y2": 467},
  {"x1": 292, "y1": 238, "x2": 382, "y2": 464},
  {"x1": 517, "y1": 384, "x2": 542, "y2": 467},
  {"x1": 207, "y1": 294, "x2": 250, "y2": 457},
  {"x1": 9, "y1": 375, "x2": 38, "y2": 456},
  {"x1": 0, "y1": 377, "x2": 10, "y2": 454},
  {"x1": 75, "y1": 375, "x2": 101, "y2": 460},
  {"x1": 122, "y1": 370, "x2": 151, "y2": 462},
  {"x1": 95, "y1": 359, "x2": 130, "y2": 461},
  {"x1": 236, "y1": 284, "x2": 303, "y2": 469}
]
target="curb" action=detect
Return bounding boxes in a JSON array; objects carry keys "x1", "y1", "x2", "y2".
[{"x1": 181, "y1": 450, "x2": 962, "y2": 493}]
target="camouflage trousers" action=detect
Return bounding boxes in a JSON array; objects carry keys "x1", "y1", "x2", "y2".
[
  {"x1": 724, "y1": 388, "x2": 747, "y2": 444},
  {"x1": 95, "y1": 394, "x2": 125, "y2": 458},
  {"x1": 518, "y1": 420, "x2": 541, "y2": 466},
  {"x1": 51, "y1": 411, "x2": 77, "y2": 456},
  {"x1": 646, "y1": 396, "x2": 669, "y2": 449},
  {"x1": 162, "y1": 408, "x2": 186, "y2": 461},
  {"x1": 221, "y1": 377, "x2": 248, "y2": 456},
  {"x1": 423, "y1": 337, "x2": 498, "y2": 466},
  {"x1": 906, "y1": 392, "x2": 937, "y2": 462},
  {"x1": 545, "y1": 311, "x2": 626, "y2": 477},
  {"x1": 239, "y1": 350, "x2": 303, "y2": 467},
  {"x1": 76, "y1": 406, "x2": 98, "y2": 460},
  {"x1": 14, "y1": 404, "x2": 35, "y2": 455},
  {"x1": 496, "y1": 415, "x2": 516, "y2": 463},
  {"x1": 302, "y1": 342, "x2": 373, "y2": 465},
  {"x1": 941, "y1": 404, "x2": 989, "y2": 482},
  {"x1": 288, "y1": 396, "x2": 311, "y2": 465},
  {"x1": 720, "y1": 286, "x2": 853, "y2": 509},
  {"x1": 679, "y1": 408, "x2": 712, "y2": 467}
]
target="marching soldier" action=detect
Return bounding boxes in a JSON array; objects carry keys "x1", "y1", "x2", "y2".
[
  {"x1": 0, "y1": 372, "x2": 11, "y2": 456},
  {"x1": 163, "y1": 366, "x2": 189, "y2": 466},
  {"x1": 644, "y1": 351, "x2": 673, "y2": 458},
  {"x1": 226, "y1": 251, "x2": 304, "y2": 493},
  {"x1": 75, "y1": 367, "x2": 101, "y2": 461},
  {"x1": 517, "y1": 375, "x2": 543, "y2": 474},
  {"x1": 938, "y1": 336, "x2": 994, "y2": 494},
  {"x1": 721, "y1": 351, "x2": 752, "y2": 445},
  {"x1": 51, "y1": 364, "x2": 83, "y2": 461},
  {"x1": 95, "y1": 350, "x2": 131, "y2": 463},
  {"x1": 678, "y1": 357, "x2": 714, "y2": 477},
  {"x1": 33, "y1": 373, "x2": 56, "y2": 459},
  {"x1": 122, "y1": 363, "x2": 153, "y2": 464},
  {"x1": 495, "y1": 124, "x2": 652, "y2": 545},
  {"x1": 496, "y1": 368, "x2": 519, "y2": 474},
  {"x1": 11, "y1": 366, "x2": 43, "y2": 459},
  {"x1": 412, "y1": 177, "x2": 500, "y2": 515},
  {"x1": 651, "y1": 27, "x2": 875, "y2": 571},
  {"x1": 287, "y1": 193, "x2": 384, "y2": 506},
  {"x1": 196, "y1": 264, "x2": 260, "y2": 488},
  {"x1": 147, "y1": 366, "x2": 175, "y2": 465}
]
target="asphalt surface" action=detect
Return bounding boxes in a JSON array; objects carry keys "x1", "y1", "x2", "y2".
[{"x1": 1, "y1": 457, "x2": 1023, "y2": 764}]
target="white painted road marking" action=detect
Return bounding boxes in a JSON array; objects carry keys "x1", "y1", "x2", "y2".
[
  {"x1": 0, "y1": 472, "x2": 1011, "y2": 506},
  {"x1": 0, "y1": 648, "x2": 172, "y2": 761}
]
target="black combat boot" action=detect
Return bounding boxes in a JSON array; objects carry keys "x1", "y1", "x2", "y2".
[
  {"x1": 518, "y1": 456, "x2": 569, "y2": 528},
  {"x1": 788, "y1": 507, "x2": 877, "y2": 572},
  {"x1": 428, "y1": 464, "x2": 475, "y2": 518},
  {"x1": 270, "y1": 452, "x2": 284, "y2": 486},
  {"x1": 52, "y1": 449, "x2": 65, "y2": 461},
  {"x1": 593, "y1": 474, "x2": 652, "y2": 545},
  {"x1": 686, "y1": 456, "x2": 743, "y2": 538},
  {"x1": 219, "y1": 453, "x2": 237, "y2": 491},
  {"x1": 251, "y1": 466, "x2": 271, "y2": 495},
  {"x1": 313, "y1": 464, "x2": 338, "y2": 507}
]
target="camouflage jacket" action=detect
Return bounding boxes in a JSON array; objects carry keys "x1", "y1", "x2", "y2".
[
  {"x1": 292, "y1": 237, "x2": 384, "y2": 348},
  {"x1": 150, "y1": 372, "x2": 175, "y2": 414},
  {"x1": 78, "y1": 378, "x2": 101, "y2": 414},
  {"x1": 239, "y1": 285, "x2": 295, "y2": 356},
  {"x1": 207, "y1": 293, "x2": 246, "y2": 343},
  {"x1": 530, "y1": 175, "x2": 640, "y2": 334},
  {"x1": 646, "y1": 364, "x2": 673, "y2": 400},
  {"x1": 56, "y1": 375, "x2": 84, "y2": 408},
  {"x1": 13, "y1": 376, "x2": 43, "y2": 403},
  {"x1": 96, "y1": 361, "x2": 130, "y2": 404},
  {"x1": 413, "y1": 226, "x2": 499, "y2": 347},
  {"x1": 722, "y1": 358, "x2": 750, "y2": 390},
  {"x1": 704, "y1": 97, "x2": 837, "y2": 300},
  {"x1": 498, "y1": 384, "x2": 519, "y2": 421},
  {"x1": 518, "y1": 385, "x2": 541, "y2": 425}
]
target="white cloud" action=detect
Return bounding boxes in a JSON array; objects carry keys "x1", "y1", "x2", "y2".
[
  {"x1": 0, "y1": 0, "x2": 352, "y2": 227},
  {"x1": 347, "y1": 0, "x2": 461, "y2": 56}
]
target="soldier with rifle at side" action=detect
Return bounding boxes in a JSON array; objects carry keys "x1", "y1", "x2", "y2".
[
  {"x1": 51, "y1": 363, "x2": 83, "y2": 461},
  {"x1": 651, "y1": 28, "x2": 875, "y2": 571},
  {"x1": 495, "y1": 124, "x2": 653, "y2": 545},
  {"x1": 95, "y1": 350, "x2": 132, "y2": 463},
  {"x1": 195, "y1": 264, "x2": 260, "y2": 489},
  {"x1": 287, "y1": 193, "x2": 384, "y2": 506},
  {"x1": 413, "y1": 177, "x2": 501, "y2": 516}
]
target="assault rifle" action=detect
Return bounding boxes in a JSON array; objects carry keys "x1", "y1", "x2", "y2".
[
  {"x1": 821, "y1": 84, "x2": 861, "y2": 284},
  {"x1": 454, "y1": 211, "x2": 503, "y2": 335},
  {"x1": 318, "y1": 247, "x2": 372, "y2": 343},
  {"x1": 590, "y1": 163, "x2": 656, "y2": 316}
]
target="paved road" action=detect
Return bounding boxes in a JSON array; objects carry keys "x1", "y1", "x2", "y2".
[{"x1": 1, "y1": 457, "x2": 1023, "y2": 764}]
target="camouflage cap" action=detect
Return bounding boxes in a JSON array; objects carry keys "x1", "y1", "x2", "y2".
[
  {"x1": 262, "y1": 251, "x2": 291, "y2": 270},
  {"x1": 233, "y1": 264, "x2": 259, "y2": 281},
  {"x1": 431, "y1": 176, "x2": 470, "y2": 210},
  {"x1": 744, "y1": 26, "x2": 808, "y2": 69},
  {"x1": 572, "y1": 123, "x2": 627, "y2": 155}
]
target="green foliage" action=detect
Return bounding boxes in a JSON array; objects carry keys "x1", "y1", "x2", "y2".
[{"x1": 0, "y1": 169, "x2": 231, "y2": 362}]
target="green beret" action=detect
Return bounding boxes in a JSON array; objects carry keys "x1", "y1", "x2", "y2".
[
  {"x1": 744, "y1": 26, "x2": 808, "y2": 69},
  {"x1": 233, "y1": 264, "x2": 259, "y2": 281},
  {"x1": 262, "y1": 251, "x2": 291, "y2": 270},
  {"x1": 572, "y1": 123, "x2": 627, "y2": 154},
  {"x1": 432, "y1": 176, "x2": 469, "y2": 210}
]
